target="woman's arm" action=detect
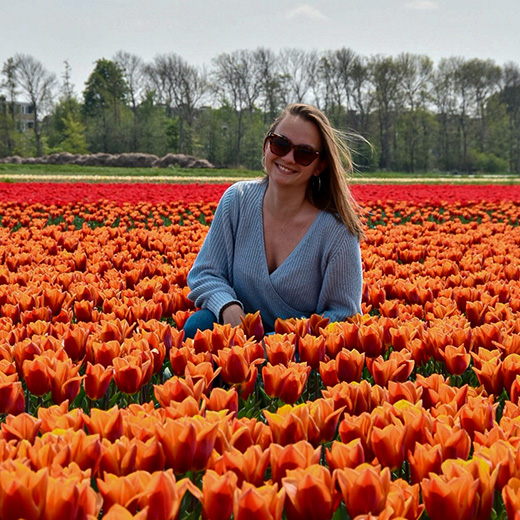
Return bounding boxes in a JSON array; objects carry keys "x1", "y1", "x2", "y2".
[
  {"x1": 187, "y1": 186, "x2": 244, "y2": 321},
  {"x1": 317, "y1": 232, "x2": 363, "y2": 322}
]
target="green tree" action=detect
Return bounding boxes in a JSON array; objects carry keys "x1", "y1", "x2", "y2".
[{"x1": 82, "y1": 58, "x2": 130, "y2": 153}]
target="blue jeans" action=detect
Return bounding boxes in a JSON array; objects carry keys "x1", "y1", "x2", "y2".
[{"x1": 183, "y1": 309, "x2": 218, "y2": 339}]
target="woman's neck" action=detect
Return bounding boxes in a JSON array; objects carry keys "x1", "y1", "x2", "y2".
[{"x1": 263, "y1": 181, "x2": 313, "y2": 218}]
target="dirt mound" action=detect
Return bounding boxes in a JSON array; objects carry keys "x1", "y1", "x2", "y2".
[{"x1": 0, "y1": 152, "x2": 215, "y2": 169}]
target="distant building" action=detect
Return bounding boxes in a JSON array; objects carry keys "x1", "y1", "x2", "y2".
[{"x1": 0, "y1": 96, "x2": 35, "y2": 131}]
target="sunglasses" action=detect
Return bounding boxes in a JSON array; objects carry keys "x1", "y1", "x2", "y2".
[{"x1": 266, "y1": 131, "x2": 321, "y2": 166}]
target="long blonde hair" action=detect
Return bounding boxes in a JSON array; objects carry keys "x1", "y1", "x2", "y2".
[{"x1": 265, "y1": 103, "x2": 364, "y2": 240}]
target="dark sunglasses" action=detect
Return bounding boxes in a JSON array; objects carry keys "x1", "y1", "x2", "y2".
[{"x1": 266, "y1": 131, "x2": 321, "y2": 166}]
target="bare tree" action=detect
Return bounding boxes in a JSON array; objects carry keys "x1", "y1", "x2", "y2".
[
  {"x1": 13, "y1": 53, "x2": 57, "y2": 156},
  {"x1": 466, "y1": 58, "x2": 502, "y2": 153},
  {"x1": 349, "y1": 55, "x2": 374, "y2": 138},
  {"x1": 114, "y1": 51, "x2": 146, "y2": 151},
  {"x1": 252, "y1": 47, "x2": 283, "y2": 123},
  {"x1": 431, "y1": 58, "x2": 458, "y2": 170},
  {"x1": 397, "y1": 53, "x2": 433, "y2": 171},
  {"x1": 211, "y1": 50, "x2": 263, "y2": 165},
  {"x1": 278, "y1": 48, "x2": 320, "y2": 105},
  {"x1": 369, "y1": 55, "x2": 403, "y2": 169},
  {"x1": 145, "y1": 53, "x2": 207, "y2": 153}
]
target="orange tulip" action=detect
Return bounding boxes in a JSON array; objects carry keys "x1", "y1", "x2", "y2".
[
  {"x1": 473, "y1": 356, "x2": 504, "y2": 395},
  {"x1": 48, "y1": 358, "x2": 84, "y2": 405},
  {"x1": 0, "y1": 379, "x2": 25, "y2": 415},
  {"x1": 319, "y1": 359, "x2": 340, "y2": 387},
  {"x1": 386, "y1": 478, "x2": 425, "y2": 520},
  {"x1": 387, "y1": 380, "x2": 423, "y2": 405},
  {"x1": 184, "y1": 360, "x2": 221, "y2": 391},
  {"x1": 370, "y1": 422, "x2": 407, "y2": 470},
  {"x1": 113, "y1": 355, "x2": 152, "y2": 395},
  {"x1": 97, "y1": 471, "x2": 148, "y2": 514},
  {"x1": 367, "y1": 351, "x2": 414, "y2": 387},
  {"x1": 282, "y1": 464, "x2": 339, "y2": 520},
  {"x1": 0, "y1": 462, "x2": 48, "y2": 520},
  {"x1": 240, "y1": 310, "x2": 265, "y2": 341},
  {"x1": 22, "y1": 357, "x2": 52, "y2": 396},
  {"x1": 199, "y1": 469, "x2": 238, "y2": 520},
  {"x1": 324, "y1": 380, "x2": 385, "y2": 416},
  {"x1": 83, "y1": 406, "x2": 124, "y2": 442},
  {"x1": 457, "y1": 397, "x2": 497, "y2": 440},
  {"x1": 169, "y1": 346, "x2": 191, "y2": 376},
  {"x1": 204, "y1": 387, "x2": 239, "y2": 416},
  {"x1": 334, "y1": 464, "x2": 392, "y2": 518},
  {"x1": 440, "y1": 344, "x2": 471, "y2": 375},
  {"x1": 233, "y1": 482, "x2": 285, "y2": 520},
  {"x1": 156, "y1": 416, "x2": 220, "y2": 474},
  {"x1": 298, "y1": 335, "x2": 326, "y2": 370},
  {"x1": 421, "y1": 472, "x2": 479, "y2": 520},
  {"x1": 503, "y1": 353, "x2": 520, "y2": 394},
  {"x1": 357, "y1": 323, "x2": 384, "y2": 358},
  {"x1": 408, "y1": 442, "x2": 443, "y2": 484},
  {"x1": 265, "y1": 399, "x2": 343, "y2": 447},
  {"x1": 74, "y1": 299, "x2": 96, "y2": 322},
  {"x1": 61, "y1": 325, "x2": 90, "y2": 361},
  {"x1": 217, "y1": 416, "x2": 273, "y2": 454},
  {"x1": 163, "y1": 396, "x2": 203, "y2": 420},
  {"x1": 89, "y1": 339, "x2": 121, "y2": 368},
  {"x1": 336, "y1": 348, "x2": 366, "y2": 383},
  {"x1": 102, "y1": 504, "x2": 148, "y2": 520},
  {"x1": 325, "y1": 439, "x2": 365, "y2": 472},
  {"x1": 442, "y1": 457, "x2": 499, "y2": 520},
  {"x1": 154, "y1": 374, "x2": 205, "y2": 407},
  {"x1": 98, "y1": 436, "x2": 138, "y2": 477},
  {"x1": 38, "y1": 401, "x2": 84, "y2": 432},
  {"x1": 211, "y1": 444, "x2": 270, "y2": 487},
  {"x1": 502, "y1": 477, "x2": 520, "y2": 520},
  {"x1": 135, "y1": 470, "x2": 195, "y2": 520},
  {"x1": 264, "y1": 333, "x2": 297, "y2": 366},
  {"x1": 84, "y1": 362, "x2": 114, "y2": 401},
  {"x1": 269, "y1": 440, "x2": 321, "y2": 484},
  {"x1": 214, "y1": 345, "x2": 255, "y2": 385},
  {"x1": 264, "y1": 404, "x2": 309, "y2": 446},
  {"x1": 43, "y1": 473, "x2": 102, "y2": 520},
  {"x1": 432, "y1": 422, "x2": 471, "y2": 461},
  {"x1": 262, "y1": 362, "x2": 310, "y2": 405},
  {"x1": 1, "y1": 412, "x2": 41, "y2": 442}
]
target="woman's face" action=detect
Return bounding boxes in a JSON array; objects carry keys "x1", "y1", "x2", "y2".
[{"x1": 264, "y1": 115, "x2": 325, "y2": 189}]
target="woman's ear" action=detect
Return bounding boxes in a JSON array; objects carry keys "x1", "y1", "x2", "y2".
[{"x1": 315, "y1": 159, "x2": 327, "y2": 176}]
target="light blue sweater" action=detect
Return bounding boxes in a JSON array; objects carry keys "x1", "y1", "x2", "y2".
[{"x1": 187, "y1": 179, "x2": 363, "y2": 332}]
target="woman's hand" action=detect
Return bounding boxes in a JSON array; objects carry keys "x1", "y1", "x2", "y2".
[{"x1": 221, "y1": 304, "x2": 246, "y2": 328}]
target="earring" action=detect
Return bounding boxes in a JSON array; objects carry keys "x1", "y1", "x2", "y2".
[{"x1": 313, "y1": 175, "x2": 322, "y2": 193}]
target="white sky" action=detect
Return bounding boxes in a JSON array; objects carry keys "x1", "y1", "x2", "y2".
[{"x1": 2, "y1": 0, "x2": 519, "y2": 97}]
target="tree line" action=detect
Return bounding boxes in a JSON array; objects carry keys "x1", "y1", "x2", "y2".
[{"x1": 1, "y1": 48, "x2": 519, "y2": 173}]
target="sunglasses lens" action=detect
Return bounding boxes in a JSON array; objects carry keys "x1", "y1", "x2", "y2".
[
  {"x1": 269, "y1": 135, "x2": 291, "y2": 156},
  {"x1": 294, "y1": 148, "x2": 316, "y2": 166}
]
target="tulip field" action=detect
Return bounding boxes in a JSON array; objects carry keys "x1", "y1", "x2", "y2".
[{"x1": 1, "y1": 180, "x2": 520, "y2": 520}]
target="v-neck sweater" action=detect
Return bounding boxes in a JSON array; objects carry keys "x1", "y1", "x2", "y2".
[{"x1": 187, "y1": 179, "x2": 363, "y2": 332}]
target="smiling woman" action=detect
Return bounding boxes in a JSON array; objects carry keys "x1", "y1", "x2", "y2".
[{"x1": 184, "y1": 103, "x2": 364, "y2": 337}]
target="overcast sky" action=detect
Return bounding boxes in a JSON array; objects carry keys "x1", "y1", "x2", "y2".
[{"x1": 2, "y1": 0, "x2": 519, "y2": 97}]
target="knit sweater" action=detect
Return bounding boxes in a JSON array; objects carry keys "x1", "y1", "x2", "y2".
[{"x1": 187, "y1": 179, "x2": 363, "y2": 332}]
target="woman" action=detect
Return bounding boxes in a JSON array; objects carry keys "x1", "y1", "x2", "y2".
[{"x1": 184, "y1": 103, "x2": 364, "y2": 338}]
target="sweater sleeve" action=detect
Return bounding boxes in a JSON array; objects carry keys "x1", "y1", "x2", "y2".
[
  {"x1": 187, "y1": 185, "x2": 244, "y2": 320},
  {"x1": 317, "y1": 231, "x2": 363, "y2": 322}
]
